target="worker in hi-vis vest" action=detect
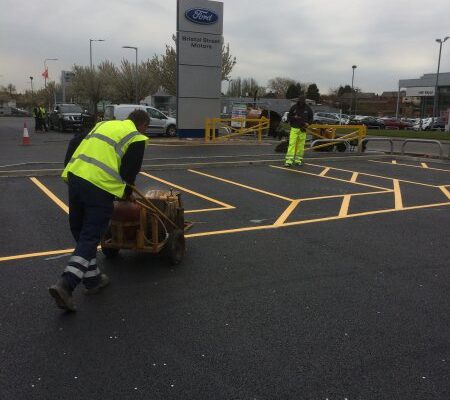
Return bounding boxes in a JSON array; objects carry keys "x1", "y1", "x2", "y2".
[
  {"x1": 285, "y1": 96, "x2": 313, "y2": 167},
  {"x1": 49, "y1": 110, "x2": 150, "y2": 312}
]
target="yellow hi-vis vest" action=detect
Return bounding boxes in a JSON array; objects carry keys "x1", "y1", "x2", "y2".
[{"x1": 61, "y1": 119, "x2": 148, "y2": 197}]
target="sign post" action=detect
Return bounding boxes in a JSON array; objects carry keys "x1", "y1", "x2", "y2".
[{"x1": 177, "y1": 0, "x2": 223, "y2": 137}]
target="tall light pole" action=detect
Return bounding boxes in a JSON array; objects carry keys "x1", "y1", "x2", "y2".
[
  {"x1": 44, "y1": 58, "x2": 58, "y2": 88},
  {"x1": 29, "y1": 76, "x2": 34, "y2": 94},
  {"x1": 350, "y1": 65, "x2": 357, "y2": 115},
  {"x1": 432, "y1": 36, "x2": 449, "y2": 127},
  {"x1": 90, "y1": 39, "x2": 105, "y2": 69},
  {"x1": 122, "y1": 46, "x2": 138, "y2": 104}
]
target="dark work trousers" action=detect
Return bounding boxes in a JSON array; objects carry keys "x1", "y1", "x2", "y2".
[{"x1": 62, "y1": 173, "x2": 114, "y2": 290}]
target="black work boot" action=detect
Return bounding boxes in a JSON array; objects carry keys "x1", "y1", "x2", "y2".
[
  {"x1": 84, "y1": 274, "x2": 110, "y2": 295},
  {"x1": 49, "y1": 279, "x2": 76, "y2": 312}
]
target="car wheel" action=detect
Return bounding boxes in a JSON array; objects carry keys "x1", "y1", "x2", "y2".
[
  {"x1": 58, "y1": 120, "x2": 64, "y2": 132},
  {"x1": 165, "y1": 125, "x2": 177, "y2": 137}
]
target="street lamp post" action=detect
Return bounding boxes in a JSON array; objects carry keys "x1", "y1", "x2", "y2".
[
  {"x1": 122, "y1": 46, "x2": 138, "y2": 104},
  {"x1": 44, "y1": 58, "x2": 58, "y2": 88},
  {"x1": 432, "y1": 36, "x2": 449, "y2": 127},
  {"x1": 350, "y1": 65, "x2": 357, "y2": 115},
  {"x1": 29, "y1": 76, "x2": 34, "y2": 94},
  {"x1": 90, "y1": 39, "x2": 105, "y2": 69}
]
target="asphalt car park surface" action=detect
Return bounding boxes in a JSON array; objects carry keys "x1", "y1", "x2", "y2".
[{"x1": 1, "y1": 117, "x2": 450, "y2": 399}]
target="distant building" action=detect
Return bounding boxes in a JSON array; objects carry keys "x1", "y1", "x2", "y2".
[{"x1": 398, "y1": 72, "x2": 450, "y2": 118}]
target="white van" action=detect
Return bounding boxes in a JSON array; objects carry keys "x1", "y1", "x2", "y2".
[{"x1": 104, "y1": 104, "x2": 177, "y2": 136}]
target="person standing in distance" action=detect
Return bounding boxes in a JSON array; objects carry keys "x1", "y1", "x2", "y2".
[
  {"x1": 285, "y1": 96, "x2": 313, "y2": 167},
  {"x1": 49, "y1": 110, "x2": 150, "y2": 312}
]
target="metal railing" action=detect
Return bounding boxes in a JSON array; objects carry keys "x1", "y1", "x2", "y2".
[
  {"x1": 400, "y1": 139, "x2": 444, "y2": 159},
  {"x1": 205, "y1": 117, "x2": 270, "y2": 143},
  {"x1": 362, "y1": 137, "x2": 394, "y2": 154}
]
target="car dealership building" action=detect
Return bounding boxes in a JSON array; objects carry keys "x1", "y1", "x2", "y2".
[{"x1": 397, "y1": 72, "x2": 450, "y2": 120}]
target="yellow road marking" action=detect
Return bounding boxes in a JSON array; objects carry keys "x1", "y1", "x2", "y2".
[
  {"x1": 185, "y1": 201, "x2": 450, "y2": 238},
  {"x1": 188, "y1": 169, "x2": 294, "y2": 201},
  {"x1": 440, "y1": 186, "x2": 450, "y2": 200},
  {"x1": 307, "y1": 162, "x2": 441, "y2": 188},
  {"x1": 298, "y1": 190, "x2": 392, "y2": 202},
  {"x1": 185, "y1": 207, "x2": 234, "y2": 214},
  {"x1": 369, "y1": 159, "x2": 450, "y2": 173},
  {"x1": 2, "y1": 200, "x2": 450, "y2": 261},
  {"x1": 140, "y1": 171, "x2": 234, "y2": 209},
  {"x1": 270, "y1": 165, "x2": 390, "y2": 191},
  {"x1": 339, "y1": 195, "x2": 352, "y2": 217},
  {"x1": 274, "y1": 200, "x2": 300, "y2": 226},
  {"x1": 319, "y1": 167, "x2": 330, "y2": 177},
  {"x1": 350, "y1": 172, "x2": 358, "y2": 183},
  {"x1": 393, "y1": 179, "x2": 403, "y2": 209},
  {"x1": 0, "y1": 248, "x2": 74, "y2": 262},
  {"x1": 30, "y1": 177, "x2": 69, "y2": 214}
]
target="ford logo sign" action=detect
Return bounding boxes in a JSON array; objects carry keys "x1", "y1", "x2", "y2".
[{"x1": 185, "y1": 8, "x2": 218, "y2": 25}]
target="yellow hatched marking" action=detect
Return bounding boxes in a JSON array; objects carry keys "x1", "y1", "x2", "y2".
[
  {"x1": 339, "y1": 195, "x2": 352, "y2": 217},
  {"x1": 307, "y1": 162, "x2": 440, "y2": 188},
  {"x1": 270, "y1": 165, "x2": 390, "y2": 191},
  {"x1": 140, "y1": 171, "x2": 234, "y2": 209},
  {"x1": 369, "y1": 159, "x2": 450, "y2": 173},
  {"x1": 185, "y1": 201, "x2": 450, "y2": 238},
  {"x1": 393, "y1": 179, "x2": 403, "y2": 209},
  {"x1": 30, "y1": 177, "x2": 69, "y2": 214},
  {"x1": 299, "y1": 190, "x2": 392, "y2": 202},
  {"x1": 2, "y1": 201, "x2": 450, "y2": 261},
  {"x1": 350, "y1": 172, "x2": 358, "y2": 183},
  {"x1": 319, "y1": 167, "x2": 330, "y2": 177},
  {"x1": 188, "y1": 169, "x2": 293, "y2": 201},
  {"x1": 421, "y1": 163, "x2": 429, "y2": 169},
  {"x1": 274, "y1": 200, "x2": 300, "y2": 226},
  {"x1": 439, "y1": 186, "x2": 450, "y2": 200}
]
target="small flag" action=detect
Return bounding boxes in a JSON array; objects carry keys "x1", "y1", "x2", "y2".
[{"x1": 42, "y1": 68, "x2": 48, "y2": 79}]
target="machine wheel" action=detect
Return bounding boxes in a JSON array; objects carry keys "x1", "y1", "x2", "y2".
[
  {"x1": 166, "y1": 125, "x2": 177, "y2": 137},
  {"x1": 164, "y1": 229, "x2": 185, "y2": 266},
  {"x1": 101, "y1": 246, "x2": 120, "y2": 258}
]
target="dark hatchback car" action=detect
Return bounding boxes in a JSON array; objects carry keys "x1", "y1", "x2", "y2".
[
  {"x1": 49, "y1": 103, "x2": 85, "y2": 132},
  {"x1": 349, "y1": 116, "x2": 385, "y2": 129}
]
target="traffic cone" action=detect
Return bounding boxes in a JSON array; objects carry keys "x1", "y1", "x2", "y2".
[{"x1": 22, "y1": 122, "x2": 30, "y2": 145}]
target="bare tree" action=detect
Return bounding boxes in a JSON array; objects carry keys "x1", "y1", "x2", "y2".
[{"x1": 267, "y1": 77, "x2": 297, "y2": 98}]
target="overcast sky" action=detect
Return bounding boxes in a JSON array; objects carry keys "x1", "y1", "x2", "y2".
[{"x1": 1, "y1": 0, "x2": 449, "y2": 94}]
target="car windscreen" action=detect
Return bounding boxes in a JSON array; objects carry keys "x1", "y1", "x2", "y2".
[{"x1": 60, "y1": 105, "x2": 82, "y2": 113}]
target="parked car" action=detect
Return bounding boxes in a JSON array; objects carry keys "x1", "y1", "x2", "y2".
[
  {"x1": 49, "y1": 103, "x2": 85, "y2": 132},
  {"x1": 104, "y1": 104, "x2": 177, "y2": 137},
  {"x1": 381, "y1": 118, "x2": 412, "y2": 130},
  {"x1": 313, "y1": 112, "x2": 348, "y2": 125},
  {"x1": 11, "y1": 107, "x2": 31, "y2": 117},
  {"x1": 413, "y1": 117, "x2": 445, "y2": 131},
  {"x1": 349, "y1": 116, "x2": 385, "y2": 129}
]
